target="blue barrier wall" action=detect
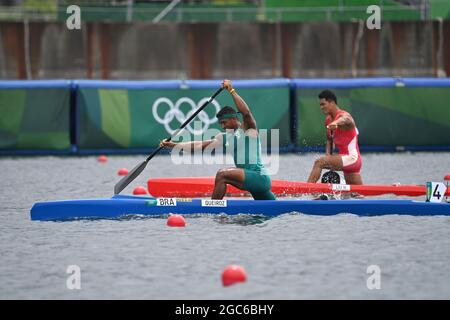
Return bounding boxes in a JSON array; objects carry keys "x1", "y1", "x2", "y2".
[
  {"x1": 0, "y1": 80, "x2": 73, "y2": 155},
  {"x1": 0, "y1": 78, "x2": 449, "y2": 155},
  {"x1": 293, "y1": 78, "x2": 450, "y2": 152}
]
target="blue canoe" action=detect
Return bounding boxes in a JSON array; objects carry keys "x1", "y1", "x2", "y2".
[{"x1": 30, "y1": 195, "x2": 450, "y2": 221}]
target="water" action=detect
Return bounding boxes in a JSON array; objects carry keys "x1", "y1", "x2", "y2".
[{"x1": 0, "y1": 152, "x2": 449, "y2": 299}]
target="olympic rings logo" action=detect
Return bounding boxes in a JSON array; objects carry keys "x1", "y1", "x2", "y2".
[{"x1": 152, "y1": 97, "x2": 221, "y2": 135}]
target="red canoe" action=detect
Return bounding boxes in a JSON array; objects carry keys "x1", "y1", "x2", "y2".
[{"x1": 147, "y1": 177, "x2": 450, "y2": 198}]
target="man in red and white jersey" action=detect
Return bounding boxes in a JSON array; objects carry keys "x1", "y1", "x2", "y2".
[{"x1": 307, "y1": 90, "x2": 363, "y2": 185}]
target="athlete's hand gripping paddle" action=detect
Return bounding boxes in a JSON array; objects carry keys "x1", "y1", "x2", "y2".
[{"x1": 114, "y1": 87, "x2": 224, "y2": 195}]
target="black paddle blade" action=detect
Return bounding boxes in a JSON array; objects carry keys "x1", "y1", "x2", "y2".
[
  {"x1": 114, "y1": 160, "x2": 148, "y2": 195},
  {"x1": 321, "y1": 171, "x2": 341, "y2": 184}
]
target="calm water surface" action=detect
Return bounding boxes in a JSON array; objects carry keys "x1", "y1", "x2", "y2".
[{"x1": 0, "y1": 152, "x2": 449, "y2": 299}]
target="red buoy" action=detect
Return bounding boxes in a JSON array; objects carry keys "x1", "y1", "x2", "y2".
[
  {"x1": 167, "y1": 214, "x2": 186, "y2": 227},
  {"x1": 222, "y1": 265, "x2": 247, "y2": 287},
  {"x1": 118, "y1": 168, "x2": 129, "y2": 176},
  {"x1": 98, "y1": 155, "x2": 108, "y2": 163},
  {"x1": 444, "y1": 174, "x2": 450, "y2": 181},
  {"x1": 133, "y1": 186, "x2": 147, "y2": 195}
]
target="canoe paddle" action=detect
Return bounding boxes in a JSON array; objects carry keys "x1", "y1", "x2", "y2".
[
  {"x1": 114, "y1": 87, "x2": 225, "y2": 195},
  {"x1": 321, "y1": 133, "x2": 340, "y2": 184}
]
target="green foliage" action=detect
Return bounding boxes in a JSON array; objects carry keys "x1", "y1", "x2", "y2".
[{"x1": 23, "y1": 0, "x2": 56, "y2": 13}]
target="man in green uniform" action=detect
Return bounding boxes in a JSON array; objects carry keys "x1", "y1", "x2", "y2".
[{"x1": 160, "y1": 79, "x2": 275, "y2": 200}]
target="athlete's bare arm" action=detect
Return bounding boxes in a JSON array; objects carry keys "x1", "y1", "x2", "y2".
[
  {"x1": 231, "y1": 92, "x2": 257, "y2": 131},
  {"x1": 327, "y1": 114, "x2": 355, "y2": 131},
  {"x1": 160, "y1": 133, "x2": 224, "y2": 152},
  {"x1": 222, "y1": 79, "x2": 257, "y2": 132}
]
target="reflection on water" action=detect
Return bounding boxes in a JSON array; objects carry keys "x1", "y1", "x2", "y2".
[{"x1": 212, "y1": 213, "x2": 271, "y2": 226}]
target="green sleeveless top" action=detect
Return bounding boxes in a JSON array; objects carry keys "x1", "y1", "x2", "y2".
[{"x1": 222, "y1": 129, "x2": 267, "y2": 175}]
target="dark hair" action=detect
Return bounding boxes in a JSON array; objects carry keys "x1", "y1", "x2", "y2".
[
  {"x1": 216, "y1": 106, "x2": 237, "y2": 119},
  {"x1": 318, "y1": 90, "x2": 337, "y2": 104}
]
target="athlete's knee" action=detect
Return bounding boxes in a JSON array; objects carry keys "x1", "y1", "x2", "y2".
[
  {"x1": 313, "y1": 157, "x2": 326, "y2": 168},
  {"x1": 215, "y1": 169, "x2": 228, "y2": 182}
]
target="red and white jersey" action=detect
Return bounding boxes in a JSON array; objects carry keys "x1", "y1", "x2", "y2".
[
  {"x1": 325, "y1": 109, "x2": 360, "y2": 155},
  {"x1": 325, "y1": 109, "x2": 362, "y2": 174}
]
